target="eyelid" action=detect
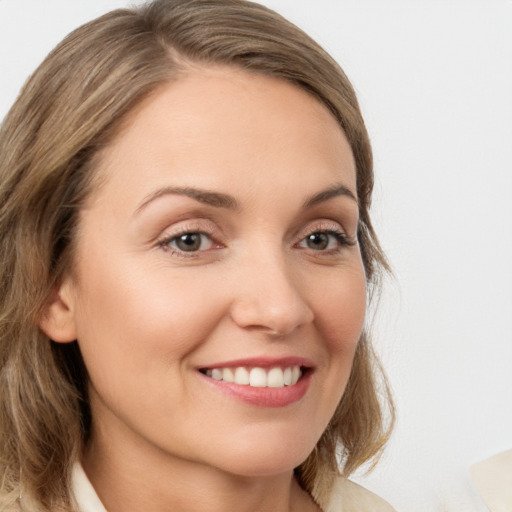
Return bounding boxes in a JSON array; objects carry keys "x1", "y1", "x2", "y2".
[
  {"x1": 298, "y1": 219, "x2": 349, "y2": 239},
  {"x1": 155, "y1": 219, "x2": 225, "y2": 251},
  {"x1": 295, "y1": 219, "x2": 357, "y2": 250}
]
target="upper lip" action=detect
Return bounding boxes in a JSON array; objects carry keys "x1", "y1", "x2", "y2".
[{"x1": 197, "y1": 356, "x2": 315, "y2": 370}]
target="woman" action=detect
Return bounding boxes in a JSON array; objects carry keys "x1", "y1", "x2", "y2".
[{"x1": 0, "y1": 0, "x2": 395, "y2": 510}]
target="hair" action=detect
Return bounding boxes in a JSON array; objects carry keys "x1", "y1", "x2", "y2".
[{"x1": 0, "y1": 0, "x2": 394, "y2": 510}]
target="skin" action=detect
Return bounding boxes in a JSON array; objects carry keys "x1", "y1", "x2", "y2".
[{"x1": 42, "y1": 66, "x2": 366, "y2": 512}]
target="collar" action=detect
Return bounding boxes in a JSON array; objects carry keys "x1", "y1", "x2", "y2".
[
  {"x1": 71, "y1": 463, "x2": 395, "y2": 512},
  {"x1": 72, "y1": 464, "x2": 108, "y2": 512}
]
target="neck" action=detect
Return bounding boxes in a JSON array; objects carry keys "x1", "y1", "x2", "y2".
[{"x1": 82, "y1": 421, "x2": 319, "y2": 512}]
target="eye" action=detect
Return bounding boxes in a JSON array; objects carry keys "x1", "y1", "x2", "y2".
[
  {"x1": 162, "y1": 232, "x2": 214, "y2": 253},
  {"x1": 298, "y1": 230, "x2": 350, "y2": 251}
]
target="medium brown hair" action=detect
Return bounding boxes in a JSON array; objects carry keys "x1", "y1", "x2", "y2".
[{"x1": 0, "y1": 0, "x2": 393, "y2": 509}]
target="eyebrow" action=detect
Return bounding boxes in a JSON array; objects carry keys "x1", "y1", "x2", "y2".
[
  {"x1": 135, "y1": 186, "x2": 239, "y2": 214},
  {"x1": 135, "y1": 182, "x2": 357, "y2": 216},
  {"x1": 302, "y1": 183, "x2": 358, "y2": 208}
]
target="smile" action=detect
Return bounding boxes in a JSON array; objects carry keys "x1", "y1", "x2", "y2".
[
  {"x1": 198, "y1": 357, "x2": 314, "y2": 407},
  {"x1": 203, "y1": 366, "x2": 302, "y2": 388}
]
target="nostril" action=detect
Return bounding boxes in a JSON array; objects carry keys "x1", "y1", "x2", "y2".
[{"x1": 229, "y1": 293, "x2": 314, "y2": 337}]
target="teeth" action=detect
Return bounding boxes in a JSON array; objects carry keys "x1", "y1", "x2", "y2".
[
  {"x1": 292, "y1": 366, "x2": 301, "y2": 385},
  {"x1": 205, "y1": 365, "x2": 303, "y2": 388},
  {"x1": 249, "y1": 367, "x2": 267, "y2": 387},
  {"x1": 211, "y1": 368, "x2": 223, "y2": 380},
  {"x1": 267, "y1": 367, "x2": 284, "y2": 388},
  {"x1": 222, "y1": 368, "x2": 234, "y2": 382},
  {"x1": 234, "y1": 367, "x2": 250, "y2": 385}
]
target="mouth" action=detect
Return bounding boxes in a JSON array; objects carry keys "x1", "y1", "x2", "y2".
[
  {"x1": 199, "y1": 365, "x2": 306, "y2": 388},
  {"x1": 197, "y1": 358, "x2": 314, "y2": 407}
]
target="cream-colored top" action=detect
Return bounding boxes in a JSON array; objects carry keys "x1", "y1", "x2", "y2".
[
  {"x1": 470, "y1": 450, "x2": 512, "y2": 512},
  {"x1": 72, "y1": 464, "x2": 108, "y2": 512},
  {"x1": 72, "y1": 464, "x2": 396, "y2": 512},
  {"x1": 321, "y1": 476, "x2": 396, "y2": 512}
]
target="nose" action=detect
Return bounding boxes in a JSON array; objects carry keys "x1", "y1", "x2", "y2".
[{"x1": 228, "y1": 250, "x2": 314, "y2": 337}]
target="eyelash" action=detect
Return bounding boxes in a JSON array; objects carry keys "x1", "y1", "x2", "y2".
[
  {"x1": 297, "y1": 228, "x2": 356, "y2": 252},
  {"x1": 156, "y1": 227, "x2": 219, "y2": 258},
  {"x1": 156, "y1": 223, "x2": 356, "y2": 258}
]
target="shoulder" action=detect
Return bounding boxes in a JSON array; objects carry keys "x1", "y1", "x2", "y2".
[
  {"x1": 470, "y1": 449, "x2": 512, "y2": 512},
  {"x1": 323, "y1": 477, "x2": 397, "y2": 512}
]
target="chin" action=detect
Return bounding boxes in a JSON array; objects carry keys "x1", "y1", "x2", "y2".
[{"x1": 202, "y1": 428, "x2": 317, "y2": 478}]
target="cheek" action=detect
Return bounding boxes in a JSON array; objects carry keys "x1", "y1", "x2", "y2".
[
  {"x1": 70, "y1": 261, "x2": 232, "y2": 434},
  {"x1": 314, "y1": 265, "x2": 367, "y2": 356},
  {"x1": 71, "y1": 258, "x2": 227, "y2": 384}
]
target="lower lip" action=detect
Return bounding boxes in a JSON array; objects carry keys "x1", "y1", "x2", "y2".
[{"x1": 199, "y1": 371, "x2": 312, "y2": 408}]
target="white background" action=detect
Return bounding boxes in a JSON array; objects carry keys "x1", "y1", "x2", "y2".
[{"x1": 1, "y1": 1, "x2": 511, "y2": 511}]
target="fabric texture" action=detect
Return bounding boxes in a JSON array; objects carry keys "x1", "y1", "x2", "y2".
[{"x1": 470, "y1": 450, "x2": 512, "y2": 512}]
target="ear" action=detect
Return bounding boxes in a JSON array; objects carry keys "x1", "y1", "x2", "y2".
[{"x1": 39, "y1": 277, "x2": 78, "y2": 343}]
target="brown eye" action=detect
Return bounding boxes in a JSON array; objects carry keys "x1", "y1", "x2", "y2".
[
  {"x1": 305, "y1": 232, "x2": 329, "y2": 250},
  {"x1": 298, "y1": 230, "x2": 349, "y2": 251},
  {"x1": 169, "y1": 232, "x2": 213, "y2": 252}
]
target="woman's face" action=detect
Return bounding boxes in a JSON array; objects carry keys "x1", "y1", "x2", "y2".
[{"x1": 56, "y1": 67, "x2": 366, "y2": 477}]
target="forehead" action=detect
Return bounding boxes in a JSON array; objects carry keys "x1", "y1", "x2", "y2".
[{"x1": 90, "y1": 66, "x2": 356, "y2": 207}]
